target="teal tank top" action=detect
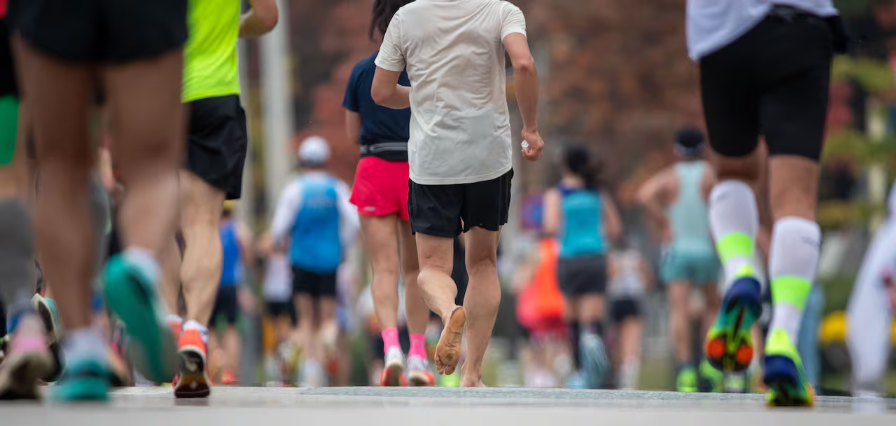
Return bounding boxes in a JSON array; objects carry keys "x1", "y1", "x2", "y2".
[
  {"x1": 667, "y1": 161, "x2": 714, "y2": 255},
  {"x1": 558, "y1": 186, "x2": 605, "y2": 258}
]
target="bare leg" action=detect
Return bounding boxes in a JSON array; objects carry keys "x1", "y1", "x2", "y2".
[
  {"x1": 104, "y1": 51, "x2": 183, "y2": 256},
  {"x1": 14, "y1": 39, "x2": 94, "y2": 331},
  {"x1": 159, "y1": 237, "x2": 182, "y2": 316},
  {"x1": 577, "y1": 294, "x2": 606, "y2": 326},
  {"x1": 460, "y1": 227, "x2": 501, "y2": 387},
  {"x1": 179, "y1": 171, "x2": 225, "y2": 324},
  {"x1": 398, "y1": 220, "x2": 427, "y2": 335},
  {"x1": 295, "y1": 293, "x2": 315, "y2": 354},
  {"x1": 318, "y1": 295, "x2": 338, "y2": 355},
  {"x1": 668, "y1": 281, "x2": 692, "y2": 365},
  {"x1": 416, "y1": 233, "x2": 462, "y2": 375},
  {"x1": 360, "y1": 215, "x2": 400, "y2": 331},
  {"x1": 619, "y1": 317, "x2": 643, "y2": 389},
  {"x1": 223, "y1": 325, "x2": 240, "y2": 378}
]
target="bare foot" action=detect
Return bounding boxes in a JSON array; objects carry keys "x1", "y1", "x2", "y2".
[
  {"x1": 435, "y1": 306, "x2": 465, "y2": 375},
  {"x1": 460, "y1": 379, "x2": 487, "y2": 388}
]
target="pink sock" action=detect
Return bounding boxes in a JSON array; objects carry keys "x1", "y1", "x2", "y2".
[
  {"x1": 382, "y1": 327, "x2": 400, "y2": 353},
  {"x1": 409, "y1": 334, "x2": 427, "y2": 359}
]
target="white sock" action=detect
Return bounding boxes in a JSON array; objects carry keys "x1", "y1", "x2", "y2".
[
  {"x1": 708, "y1": 180, "x2": 759, "y2": 282},
  {"x1": 63, "y1": 327, "x2": 106, "y2": 364},
  {"x1": 123, "y1": 247, "x2": 160, "y2": 285},
  {"x1": 767, "y1": 216, "x2": 821, "y2": 345},
  {"x1": 183, "y1": 319, "x2": 208, "y2": 343}
]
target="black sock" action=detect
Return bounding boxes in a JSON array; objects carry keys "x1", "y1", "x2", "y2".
[
  {"x1": 567, "y1": 322, "x2": 581, "y2": 370},
  {"x1": 584, "y1": 320, "x2": 604, "y2": 337}
]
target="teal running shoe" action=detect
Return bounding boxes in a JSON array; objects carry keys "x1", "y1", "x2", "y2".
[
  {"x1": 705, "y1": 277, "x2": 762, "y2": 372},
  {"x1": 51, "y1": 358, "x2": 109, "y2": 402},
  {"x1": 103, "y1": 255, "x2": 177, "y2": 383},
  {"x1": 763, "y1": 330, "x2": 814, "y2": 407}
]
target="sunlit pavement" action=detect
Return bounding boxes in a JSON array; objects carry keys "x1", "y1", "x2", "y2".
[{"x1": 3, "y1": 387, "x2": 895, "y2": 425}]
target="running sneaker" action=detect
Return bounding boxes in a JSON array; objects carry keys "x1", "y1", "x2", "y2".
[
  {"x1": 699, "y1": 359, "x2": 724, "y2": 393},
  {"x1": 676, "y1": 366, "x2": 698, "y2": 393},
  {"x1": 51, "y1": 358, "x2": 110, "y2": 402},
  {"x1": 763, "y1": 330, "x2": 814, "y2": 407},
  {"x1": 580, "y1": 332, "x2": 610, "y2": 389},
  {"x1": 407, "y1": 355, "x2": 435, "y2": 387},
  {"x1": 174, "y1": 328, "x2": 210, "y2": 398},
  {"x1": 566, "y1": 370, "x2": 588, "y2": 389},
  {"x1": 220, "y1": 369, "x2": 237, "y2": 385},
  {"x1": 102, "y1": 255, "x2": 177, "y2": 383},
  {"x1": 380, "y1": 346, "x2": 407, "y2": 387},
  {"x1": 0, "y1": 316, "x2": 54, "y2": 400},
  {"x1": 705, "y1": 277, "x2": 762, "y2": 372},
  {"x1": 33, "y1": 295, "x2": 64, "y2": 382}
]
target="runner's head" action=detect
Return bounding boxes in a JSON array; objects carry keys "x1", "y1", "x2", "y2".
[
  {"x1": 370, "y1": 0, "x2": 415, "y2": 40},
  {"x1": 298, "y1": 136, "x2": 331, "y2": 169},
  {"x1": 562, "y1": 144, "x2": 600, "y2": 189},
  {"x1": 674, "y1": 128, "x2": 705, "y2": 160}
]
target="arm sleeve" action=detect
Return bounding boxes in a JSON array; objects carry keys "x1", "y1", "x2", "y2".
[
  {"x1": 501, "y1": 3, "x2": 527, "y2": 41},
  {"x1": 374, "y1": 14, "x2": 406, "y2": 72},
  {"x1": 343, "y1": 64, "x2": 360, "y2": 112},
  {"x1": 336, "y1": 181, "x2": 360, "y2": 247},
  {"x1": 270, "y1": 181, "x2": 302, "y2": 245}
]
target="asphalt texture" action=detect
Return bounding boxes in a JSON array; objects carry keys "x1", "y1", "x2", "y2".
[{"x1": 2, "y1": 386, "x2": 895, "y2": 425}]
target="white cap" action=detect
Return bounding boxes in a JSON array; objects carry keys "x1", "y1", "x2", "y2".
[{"x1": 298, "y1": 136, "x2": 330, "y2": 165}]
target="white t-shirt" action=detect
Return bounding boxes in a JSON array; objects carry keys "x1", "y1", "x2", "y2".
[
  {"x1": 687, "y1": 0, "x2": 837, "y2": 61},
  {"x1": 375, "y1": 0, "x2": 526, "y2": 185}
]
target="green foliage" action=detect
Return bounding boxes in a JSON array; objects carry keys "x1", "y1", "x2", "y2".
[
  {"x1": 822, "y1": 129, "x2": 896, "y2": 166},
  {"x1": 832, "y1": 56, "x2": 895, "y2": 93},
  {"x1": 818, "y1": 199, "x2": 886, "y2": 229}
]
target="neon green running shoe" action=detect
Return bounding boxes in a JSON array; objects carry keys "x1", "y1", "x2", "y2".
[
  {"x1": 103, "y1": 255, "x2": 177, "y2": 384},
  {"x1": 51, "y1": 358, "x2": 109, "y2": 402},
  {"x1": 705, "y1": 277, "x2": 762, "y2": 372},
  {"x1": 763, "y1": 330, "x2": 814, "y2": 407},
  {"x1": 441, "y1": 371, "x2": 460, "y2": 387},
  {"x1": 699, "y1": 359, "x2": 724, "y2": 392},
  {"x1": 676, "y1": 366, "x2": 697, "y2": 393}
]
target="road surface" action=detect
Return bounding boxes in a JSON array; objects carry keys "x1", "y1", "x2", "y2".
[{"x1": 2, "y1": 387, "x2": 894, "y2": 425}]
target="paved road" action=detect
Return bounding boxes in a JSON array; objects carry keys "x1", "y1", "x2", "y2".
[{"x1": 2, "y1": 387, "x2": 894, "y2": 426}]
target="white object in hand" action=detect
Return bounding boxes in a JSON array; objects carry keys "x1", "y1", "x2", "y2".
[{"x1": 521, "y1": 140, "x2": 529, "y2": 150}]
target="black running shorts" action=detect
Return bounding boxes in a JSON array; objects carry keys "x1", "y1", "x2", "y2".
[
  {"x1": 699, "y1": 10, "x2": 834, "y2": 161},
  {"x1": 409, "y1": 169, "x2": 513, "y2": 238},
  {"x1": 610, "y1": 298, "x2": 641, "y2": 323},
  {"x1": 292, "y1": 266, "x2": 337, "y2": 298},
  {"x1": 0, "y1": 19, "x2": 16, "y2": 98},
  {"x1": 556, "y1": 254, "x2": 608, "y2": 296},
  {"x1": 210, "y1": 286, "x2": 239, "y2": 326},
  {"x1": 9, "y1": 0, "x2": 187, "y2": 63},
  {"x1": 266, "y1": 301, "x2": 296, "y2": 326},
  {"x1": 186, "y1": 95, "x2": 248, "y2": 200}
]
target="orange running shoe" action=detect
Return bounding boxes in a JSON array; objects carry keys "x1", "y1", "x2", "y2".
[
  {"x1": 407, "y1": 356, "x2": 435, "y2": 387},
  {"x1": 220, "y1": 369, "x2": 237, "y2": 385},
  {"x1": 174, "y1": 328, "x2": 210, "y2": 398},
  {"x1": 379, "y1": 346, "x2": 407, "y2": 387}
]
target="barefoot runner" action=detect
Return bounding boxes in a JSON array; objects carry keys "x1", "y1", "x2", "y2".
[{"x1": 372, "y1": 0, "x2": 544, "y2": 386}]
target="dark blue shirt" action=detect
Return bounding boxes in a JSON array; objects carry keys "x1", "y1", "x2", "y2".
[{"x1": 343, "y1": 52, "x2": 411, "y2": 161}]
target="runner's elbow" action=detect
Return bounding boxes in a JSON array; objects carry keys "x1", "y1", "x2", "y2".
[{"x1": 513, "y1": 56, "x2": 536, "y2": 74}]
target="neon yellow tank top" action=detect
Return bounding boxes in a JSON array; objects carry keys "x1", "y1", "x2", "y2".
[{"x1": 182, "y1": 0, "x2": 241, "y2": 102}]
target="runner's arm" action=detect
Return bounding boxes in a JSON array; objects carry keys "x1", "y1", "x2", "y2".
[
  {"x1": 601, "y1": 192, "x2": 623, "y2": 243},
  {"x1": 372, "y1": 13, "x2": 410, "y2": 109},
  {"x1": 636, "y1": 170, "x2": 672, "y2": 241},
  {"x1": 371, "y1": 69, "x2": 410, "y2": 109},
  {"x1": 345, "y1": 110, "x2": 361, "y2": 145},
  {"x1": 236, "y1": 222, "x2": 255, "y2": 271},
  {"x1": 270, "y1": 182, "x2": 302, "y2": 246},
  {"x1": 336, "y1": 181, "x2": 360, "y2": 247},
  {"x1": 503, "y1": 6, "x2": 542, "y2": 161},
  {"x1": 240, "y1": 0, "x2": 279, "y2": 38},
  {"x1": 542, "y1": 188, "x2": 561, "y2": 237}
]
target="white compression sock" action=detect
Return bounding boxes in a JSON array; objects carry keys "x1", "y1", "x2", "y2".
[
  {"x1": 63, "y1": 327, "x2": 107, "y2": 364},
  {"x1": 767, "y1": 216, "x2": 821, "y2": 345},
  {"x1": 708, "y1": 180, "x2": 759, "y2": 281},
  {"x1": 123, "y1": 247, "x2": 161, "y2": 285},
  {"x1": 183, "y1": 319, "x2": 209, "y2": 343}
]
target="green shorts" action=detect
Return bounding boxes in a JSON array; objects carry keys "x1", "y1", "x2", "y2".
[
  {"x1": 0, "y1": 95, "x2": 19, "y2": 166},
  {"x1": 661, "y1": 250, "x2": 721, "y2": 285}
]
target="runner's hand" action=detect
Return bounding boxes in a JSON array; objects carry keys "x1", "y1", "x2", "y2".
[{"x1": 521, "y1": 128, "x2": 544, "y2": 162}]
